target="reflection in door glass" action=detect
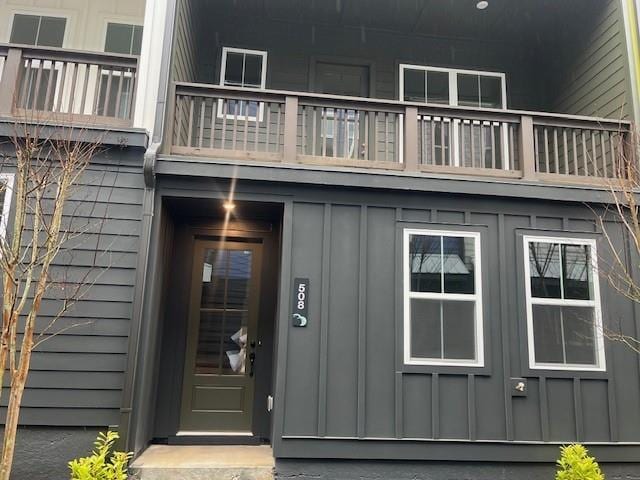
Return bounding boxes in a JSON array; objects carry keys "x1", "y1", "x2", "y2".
[{"x1": 196, "y1": 248, "x2": 252, "y2": 375}]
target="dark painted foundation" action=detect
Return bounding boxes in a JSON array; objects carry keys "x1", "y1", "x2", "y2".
[
  {"x1": 5, "y1": 427, "x2": 99, "y2": 480},
  {"x1": 275, "y1": 459, "x2": 640, "y2": 480}
]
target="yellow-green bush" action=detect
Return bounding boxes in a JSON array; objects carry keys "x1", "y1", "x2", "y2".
[
  {"x1": 555, "y1": 444, "x2": 604, "y2": 480},
  {"x1": 68, "y1": 431, "x2": 132, "y2": 480}
]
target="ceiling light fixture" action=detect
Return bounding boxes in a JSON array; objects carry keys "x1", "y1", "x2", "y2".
[
  {"x1": 223, "y1": 201, "x2": 236, "y2": 211},
  {"x1": 476, "y1": 1, "x2": 489, "y2": 9}
]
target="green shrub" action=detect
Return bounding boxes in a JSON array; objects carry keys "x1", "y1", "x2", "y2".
[
  {"x1": 555, "y1": 444, "x2": 604, "y2": 480},
  {"x1": 68, "y1": 431, "x2": 133, "y2": 480}
]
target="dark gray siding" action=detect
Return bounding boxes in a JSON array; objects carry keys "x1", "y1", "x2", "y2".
[
  {"x1": 172, "y1": 0, "x2": 199, "y2": 83},
  {"x1": 148, "y1": 167, "x2": 640, "y2": 462},
  {"x1": 0, "y1": 149, "x2": 145, "y2": 427},
  {"x1": 551, "y1": 0, "x2": 632, "y2": 119},
  {"x1": 269, "y1": 184, "x2": 639, "y2": 460}
]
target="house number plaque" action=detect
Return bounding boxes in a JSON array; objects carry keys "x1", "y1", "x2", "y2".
[{"x1": 292, "y1": 278, "x2": 309, "y2": 327}]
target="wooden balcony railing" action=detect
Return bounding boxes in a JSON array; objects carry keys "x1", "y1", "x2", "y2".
[
  {"x1": 169, "y1": 82, "x2": 633, "y2": 185},
  {"x1": 0, "y1": 43, "x2": 138, "y2": 127}
]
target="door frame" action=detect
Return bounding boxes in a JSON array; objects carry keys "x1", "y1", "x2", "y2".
[
  {"x1": 178, "y1": 238, "x2": 263, "y2": 434},
  {"x1": 153, "y1": 215, "x2": 282, "y2": 444},
  {"x1": 308, "y1": 55, "x2": 376, "y2": 97}
]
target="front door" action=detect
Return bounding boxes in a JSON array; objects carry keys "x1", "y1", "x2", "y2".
[{"x1": 180, "y1": 239, "x2": 262, "y2": 433}]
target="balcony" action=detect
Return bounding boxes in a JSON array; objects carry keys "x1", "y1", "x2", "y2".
[
  {"x1": 0, "y1": 43, "x2": 139, "y2": 128},
  {"x1": 167, "y1": 83, "x2": 632, "y2": 185},
  {"x1": 165, "y1": 0, "x2": 635, "y2": 187}
]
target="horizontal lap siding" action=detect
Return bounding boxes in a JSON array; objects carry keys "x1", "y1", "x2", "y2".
[
  {"x1": 552, "y1": 0, "x2": 631, "y2": 119},
  {"x1": 280, "y1": 191, "x2": 639, "y2": 445},
  {"x1": 3, "y1": 159, "x2": 143, "y2": 427}
]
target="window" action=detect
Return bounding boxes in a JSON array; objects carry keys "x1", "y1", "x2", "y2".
[
  {"x1": 10, "y1": 14, "x2": 66, "y2": 47},
  {"x1": 0, "y1": 175, "x2": 14, "y2": 240},
  {"x1": 96, "y1": 23, "x2": 143, "y2": 119},
  {"x1": 403, "y1": 229, "x2": 483, "y2": 366},
  {"x1": 524, "y1": 236, "x2": 605, "y2": 371},
  {"x1": 399, "y1": 65, "x2": 506, "y2": 109},
  {"x1": 104, "y1": 23, "x2": 143, "y2": 55},
  {"x1": 218, "y1": 47, "x2": 267, "y2": 120}
]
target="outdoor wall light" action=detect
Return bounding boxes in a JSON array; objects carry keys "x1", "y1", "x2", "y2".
[
  {"x1": 476, "y1": 1, "x2": 489, "y2": 9},
  {"x1": 223, "y1": 201, "x2": 236, "y2": 211}
]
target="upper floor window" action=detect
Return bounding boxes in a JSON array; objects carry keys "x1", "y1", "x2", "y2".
[
  {"x1": 403, "y1": 229, "x2": 483, "y2": 366},
  {"x1": 524, "y1": 236, "x2": 605, "y2": 371},
  {"x1": 399, "y1": 64, "x2": 506, "y2": 109},
  {"x1": 218, "y1": 47, "x2": 268, "y2": 121},
  {"x1": 105, "y1": 23, "x2": 143, "y2": 55},
  {"x1": 10, "y1": 14, "x2": 66, "y2": 47}
]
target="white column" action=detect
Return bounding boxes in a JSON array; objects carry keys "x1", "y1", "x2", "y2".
[{"x1": 134, "y1": 0, "x2": 170, "y2": 137}]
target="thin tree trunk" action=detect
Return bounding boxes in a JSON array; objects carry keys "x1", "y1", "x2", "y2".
[{"x1": 0, "y1": 360, "x2": 29, "y2": 480}]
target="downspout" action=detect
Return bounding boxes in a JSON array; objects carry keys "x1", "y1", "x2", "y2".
[{"x1": 119, "y1": 0, "x2": 178, "y2": 453}]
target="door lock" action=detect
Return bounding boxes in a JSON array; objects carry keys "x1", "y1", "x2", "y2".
[{"x1": 249, "y1": 352, "x2": 256, "y2": 377}]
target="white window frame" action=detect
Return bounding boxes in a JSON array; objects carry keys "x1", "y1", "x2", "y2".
[
  {"x1": 523, "y1": 235, "x2": 606, "y2": 372},
  {"x1": 398, "y1": 64, "x2": 509, "y2": 170},
  {"x1": 403, "y1": 228, "x2": 484, "y2": 367},
  {"x1": 0, "y1": 174, "x2": 15, "y2": 241},
  {"x1": 217, "y1": 47, "x2": 268, "y2": 122}
]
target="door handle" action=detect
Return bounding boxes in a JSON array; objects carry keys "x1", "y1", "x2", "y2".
[{"x1": 249, "y1": 352, "x2": 256, "y2": 377}]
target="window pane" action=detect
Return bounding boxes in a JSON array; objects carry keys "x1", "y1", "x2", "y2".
[
  {"x1": 529, "y1": 242, "x2": 561, "y2": 298},
  {"x1": 37, "y1": 16, "x2": 66, "y2": 47},
  {"x1": 403, "y1": 69, "x2": 425, "y2": 103},
  {"x1": 243, "y1": 54, "x2": 263, "y2": 87},
  {"x1": 409, "y1": 235, "x2": 441, "y2": 293},
  {"x1": 532, "y1": 305, "x2": 564, "y2": 363},
  {"x1": 562, "y1": 244, "x2": 592, "y2": 300},
  {"x1": 443, "y1": 236, "x2": 475, "y2": 294},
  {"x1": 443, "y1": 300, "x2": 475, "y2": 359},
  {"x1": 410, "y1": 299, "x2": 441, "y2": 359},
  {"x1": 563, "y1": 306, "x2": 596, "y2": 365},
  {"x1": 132, "y1": 25, "x2": 143, "y2": 55},
  {"x1": 105, "y1": 23, "x2": 133, "y2": 54},
  {"x1": 224, "y1": 52, "x2": 244, "y2": 86},
  {"x1": 427, "y1": 71, "x2": 449, "y2": 104},
  {"x1": 10, "y1": 14, "x2": 39, "y2": 45},
  {"x1": 457, "y1": 74, "x2": 479, "y2": 107},
  {"x1": 479, "y1": 76, "x2": 502, "y2": 108}
]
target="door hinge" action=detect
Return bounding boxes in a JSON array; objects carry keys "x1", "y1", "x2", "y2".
[{"x1": 267, "y1": 395, "x2": 274, "y2": 412}]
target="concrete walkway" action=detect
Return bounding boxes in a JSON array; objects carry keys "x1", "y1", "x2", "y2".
[{"x1": 130, "y1": 445, "x2": 274, "y2": 480}]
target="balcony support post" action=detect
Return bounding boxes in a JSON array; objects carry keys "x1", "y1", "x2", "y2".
[
  {"x1": 284, "y1": 95, "x2": 298, "y2": 163},
  {"x1": 0, "y1": 48, "x2": 23, "y2": 117},
  {"x1": 519, "y1": 115, "x2": 536, "y2": 179},
  {"x1": 404, "y1": 106, "x2": 418, "y2": 171}
]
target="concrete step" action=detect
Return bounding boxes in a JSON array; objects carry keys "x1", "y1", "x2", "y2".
[{"x1": 130, "y1": 445, "x2": 274, "y2": 480}]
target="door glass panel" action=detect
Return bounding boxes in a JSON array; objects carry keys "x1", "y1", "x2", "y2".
[
  {"x1": 457, "y1": 74, "x2": 479, "y2": 107},
  {"x1": 196, "y1": 248, "x2": 253, "y2": 375},
  {"x1": 403, "y1": 69, "x2": 425, "y2": 102},
  {"x1": 479, "y1": 76, "x2": 502, "y2": 108},
  {"x1": 426, "y1": 71, "x2": 449, "y2": 104}
]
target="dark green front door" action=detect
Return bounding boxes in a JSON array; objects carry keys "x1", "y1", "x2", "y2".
[{"x1": 180, "y1": 239, "x2": 262, "y2": 433}]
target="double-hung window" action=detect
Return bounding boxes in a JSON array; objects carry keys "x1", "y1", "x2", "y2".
[
  {"x1": 404, "y1": 229, "x2": 483, "y2": 366},
  {"x1": 218, "y1": 47, "x2": 267, "y2": 121},
  {"x1": 524, "y1": 236, "x2": 605, "y2": 371}
]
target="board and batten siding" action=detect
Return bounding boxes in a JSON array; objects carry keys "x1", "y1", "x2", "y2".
[
  {"x1": 275, "y1": 190, "x2": 640, "y2": 451},
  {"x1": 0, "y1": 150, "x2": 144, "y2": 427},
  {"x1": 552, "y1": 0, "x2": 632, "y2": 120},
  {"x1": 171, "y1": 0, "x2": 199, "y2": 83}
]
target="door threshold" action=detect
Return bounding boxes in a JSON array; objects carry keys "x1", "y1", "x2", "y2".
[{"x1": 168, "y1": 433, "x2": 267, "y2": 446}]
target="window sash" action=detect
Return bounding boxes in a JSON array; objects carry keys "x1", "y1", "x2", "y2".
[
  {"x1": 404, "y1": 229, "x2": 484, "y2": 367},
  {"x1": 523, "y1": 235, "x2": 605, "y2": 371},
  {"x1": 218, "y1": 47, "x2": 267, "y2": 121}
]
